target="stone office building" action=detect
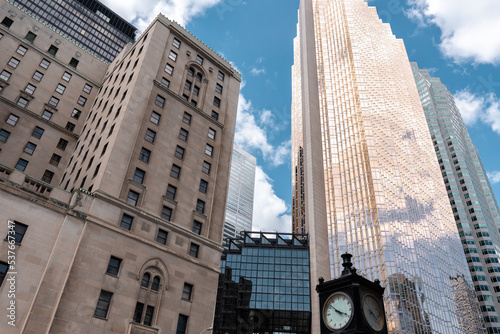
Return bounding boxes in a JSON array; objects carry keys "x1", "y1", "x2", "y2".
[{"x1": 0, "y1": 1, "x2": 240, "y2": 333}]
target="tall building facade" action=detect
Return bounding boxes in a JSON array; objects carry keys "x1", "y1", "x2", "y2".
[
  {"x1": 292, "y1": 0, "x2": 485, "y2": 333},
  {"x1": 412, "y1": 62, "x2": 500, "y2": 331},
  {"x1": 7, "y1": 0, "x2": 137, "y2": 63},
  {"x1": 214, "y1": 232, "x2": 311, "y2": 333},
  {"x1": 0, "y1": 2, "x2": 240, "y2": 333},
  {"x1": 223, "y1": 145, "x2": 256, "y2": 242}
]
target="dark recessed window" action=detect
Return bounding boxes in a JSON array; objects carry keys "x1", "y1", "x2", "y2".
[
  {"x1": 127, "y1": 190, "x2": 140, "y2": 206},
  {"x1": 77, "y1": 96, "x2": 87, "y2": 106},
  {"x1": 155, "y1": 95, "x2": 165, "y2": 108},
  {"x1": 145, "y1": 129, "x2": 156, "y2": 143},
  {"x1": 139, "y1": 148, "x2": 151, "y2": 163},
  {"x1": 205, "y1": 144, "x2": 213, "y2": 157},
  {"x1": 196, "y1": 73, "x2": 202, "y2": 83},
  {"x1": 1, "y1": 70, "x2": 12, "y2": 81},
  {"x1": 6, "y1": 114, "x2": 19, "y2": 126},
  {"x1": 202, "y1": 161, "x2": 211, "y2": 175},
  {"x1": 40, "y1": 59, "x2": 50, "y2": 69},
  {"x1": 32, "y1": 126, "x2": 44, "y2": 139},
  {"x1": 161, "y1": 77, "x2": 170, "y2": 89},
  {"x1": 199, "y1": 179, "x2": 208, "y2": 194},
  {"x1": 49, "y1": 154, "x2": 61, "y2": 166},
  {"x1": 178, "y1": 128, "x2": 188, "y2": 142},
  {"x1": 141, "y1": 273, "x2": 151, "y2": 287},
  {"x1": 17, "y1": 97, "x2": 29, "y2": 108},
  {"x1": 166, "y1": 185, "x2": 177, "y2": 200},
  {"x1": 176, "y1": 315, "x2": 189, "y2": 334},
  {"x1": 133, "y1": 302, "x2": 144, "y2": 323},
  {"x1": 187, "y1": 68, "x2": 194, "y2": 77},
  {"x1": 25, "y1": 31, "x2": 37, "y2": 42},
  {"x1": 41, "y1": 170, "x2": 54, "y2": 183},
  {"x1": 183, "y1": 112, "x2": 192, "y2": 125},
  {"x1": 175, "y1": 146, "x2": 185, "y2": 159},
  {"x1": 211, "y1": 111, "x2": 219, "y2": 121},
  {"x1": 16, "y1": 45, "x2": 27, "y2": 56},
  {"x1": 150, "y1": 111, "x2": 161, "y2": 125},
  {"x1": 0, "y1": 262, "x2": 7, "y2": 287},
  {"x1": 1, "y1": 17, "x2": 14, "y2": 28},
  {"x1": 195, "y1": 55, "x2": 204, "y2": 65},
  {"x1": 65, "y1": 122, "x2": 75, "y2": 132},
  {"x1": 48, "y1": 45, "x2": 58, "y2": 55},
  {"x1": 151, "y1": 276, "x2": 160, "y2": 291},
  {"x1": 170, "y1": 164, "x2": 181, "y2": 179},
  {"x1": 156, "y1": 228, "x2": 168, "y2": 244},
  {"x1": 25, "y1": 83, "x2": 36, "y2": 95},
  {"x1": 193, "y1": 86, "x2": 200, "y2": 96},
  {"x1": 42, "y1": 110, "x2": 53, "y2": 120},
  {"x1": 15, "y1": 158, "x2": 28, "y2": 171},
  {"x1": 106, "y1": 256, "x2": 122, "y2": 276},
  {"x1": 0, "y1": 129, "x2": 11, "y2": 142},
  {"x1": 133, "y1": 168, "x2": 145, "y2": 184},
  {"x1": 173, "y1": 38, "x2": 181, "y2": 48},
  {"x1": 57, "y1": 138, "x2": 68, "y2": 150},
  {"x1": 94, "y1": 290, "x2": 113, "y2": 318},
  {"x1": 184, "y1": 80, "x2": 192, "y2": 91},
  {"x1": 189, "y1": 243, "x2": 199, "y2": 258},
  {"x1": 6, "y1": 221, "x2": 28, "y2": 243},
  {"x1": 165, "y1": 64, "x2": 174, "y2": 75},
  {"x1": 69, "y1": 58, "x2": 79, "y2": 68},
  {"x1": 182, "y1": 283, "x2": 193, "y2": 300},
  {"x1": 215, "y1": 83, "x2": 223, "y2": 94},
  {"x1": 169, "y1": 50, "x2": 177, "y2": 62},
  {"x1": 24, "y1": 141, "x2": 36, "y2": 155},
  {"x1": 56, "y1": 84, "x2": 66, "y2": 94},
  {"x1": 71, "y1": 109, "x2": 81, "y2": 119},
  {"x1": 218, "y1": 70, "x2": 225, "y2": 81},
  {"x1": 208, "y1": 128, "x2": 216, "y2": 140},
  {"x1": 120, "y1": 213, "x2": 134, "y2": 230},
  {"x1": 213, "y1": 96, "x2": 221, "y2": 108},
  {"x1": 32, "y1": 70, "x2": 43, "y2": 82},
  {"x1": 161, "y1": 206, "x2": 172, "y2": 221},
  {"x1": 83, "y1": 84, "x2": 92, "y2": 94},
  {"x1": 8, "y1": 57, "x2": 19, "y2": 68},
  {"x1": 62, "y1": 72, "x2": 72, "y2": 82},
  {"x1": 48, "y1": 96, "x2": 59, "y2": 107},
  {"x1": 193, "y1": 221, "x2": 202, "y2": 235},
  {"x1": 196, "y1": 199, "x2": 205, "y2": 214}
]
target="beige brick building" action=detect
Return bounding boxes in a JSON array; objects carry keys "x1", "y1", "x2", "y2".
[{"x1": 0, "y1": 2, "x2": 240, "y2": 333}]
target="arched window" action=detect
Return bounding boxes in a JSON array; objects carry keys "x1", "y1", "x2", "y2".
[
  {"x1": 141, "y1": 272, "x2": 150, "y2": 288},
  {"x1": 133, "y1": 259, "x2": 168, "y2": 328},
  {"x1": 182, "y1": 64, "x2": 206, "y2": 107},
  {"x1": 151, "y1": 276, "x2": 160, "y2": 291}
]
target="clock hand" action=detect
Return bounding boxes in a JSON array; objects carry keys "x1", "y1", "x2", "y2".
[
  {"x1": 333, "y1": 307, "x2": 348, "y2": 317},
  {"x1": 368, "y1": 308, "x2": 377, "y2": 320}
]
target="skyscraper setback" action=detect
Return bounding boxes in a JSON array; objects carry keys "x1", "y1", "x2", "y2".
[
  {"x1": 292, "y1": 0, "x2": 484, "y2": 333},
  {"x1": 412, "y1": 62, "x2": 500, "y2": 331}
]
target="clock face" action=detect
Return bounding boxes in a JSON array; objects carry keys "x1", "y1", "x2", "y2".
[
  {"x1": 362, "y1": 294, "x2": 384, "y2": 332},
  {"x1": 323, "y1": 292, "x2": 353, "y2": 330}
]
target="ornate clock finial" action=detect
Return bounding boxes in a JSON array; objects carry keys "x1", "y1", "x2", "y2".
[
  {"x1": 341, "y1": 252, "x2": 353, "y2": 276},
  {"x1": 318, "y1": 277, "x2": 325, "y2": 284}
]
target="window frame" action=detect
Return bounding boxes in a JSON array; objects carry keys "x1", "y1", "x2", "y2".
[
  {"x1": 94, "y1": 290, "x2": 113, "y2": 319},
  {"x1": 106, "y1": 256, "x2": 122, "y2": 276},
  {"x1": 120, "y1": 213, "x2": 134, "y2": 230}
]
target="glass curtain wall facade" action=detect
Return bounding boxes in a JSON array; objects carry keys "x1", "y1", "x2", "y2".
[
  {"x1": 412, "y1": 62, "x2": 500, "y2": 332},
  {"x1": 214, "y1": 232, "x2": 311, "y2": 334},
  {"x1": 292, "y1": 0, "x2": 485, "y2": 333},
  {"x1": 8, "y1": 0, "x2": 136, "y2": 63},
  {"x1": 224, "y1": 146, "x2": 256, "y2": 242}
]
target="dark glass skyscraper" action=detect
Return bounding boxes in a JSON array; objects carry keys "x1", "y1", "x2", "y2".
[
  {"x1": 8, "y1": 0, "x2": 136, "y2": 63},
  {"x1": 214, "y1": 232, "x2": 311, "y2": 334}
]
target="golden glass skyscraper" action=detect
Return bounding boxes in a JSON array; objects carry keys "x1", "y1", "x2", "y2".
[{"x1": 292, "y1": 0, "x2": 485, "y2": 332}]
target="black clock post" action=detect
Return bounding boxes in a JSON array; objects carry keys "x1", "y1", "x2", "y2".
[{"x1": 316, "y1": 253, "x2": 388, "y2": 334}]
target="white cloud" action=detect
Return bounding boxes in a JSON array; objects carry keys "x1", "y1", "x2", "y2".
[
  {"x1": 101, "y1": 0, "x2": 222, "y2": 30},
  {"x1": 487, "y1": 171, "x2": 500, "y2": 184},
  {"x1": 250, "y1": 67, "x2": 266, "y2": 75},
  {"x1": 406, "y1": 0, "x2": 500, "y2": 64},
  {"x1": 235, "y1": 94, "x2": 290, "y2": 166},
  {"x1": 252, "y1": 167, "x2": 291, "y2": 232},
  {"x1": 454, "y1": 90, "x2": 500, "y2": 135}
]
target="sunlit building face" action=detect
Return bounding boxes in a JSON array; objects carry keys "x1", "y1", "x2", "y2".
[{"x1": 292, "y1": 0, "x2": 485, "y2": 333}]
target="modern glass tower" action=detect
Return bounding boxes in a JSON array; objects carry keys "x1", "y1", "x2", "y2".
[
  {"x1": 224, "y1": 146, "x2": 256, "y2": 242},
  {"x1": 292, "y1": 0, "x2": 485, "y2": 333},
  {"x1": 412, "y1": 62, "x2": 500, "y2": 330}
]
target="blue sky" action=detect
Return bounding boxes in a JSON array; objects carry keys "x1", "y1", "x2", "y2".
[{"x1": 102, "y1": 0, "x2": 500, "y2": 232}]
